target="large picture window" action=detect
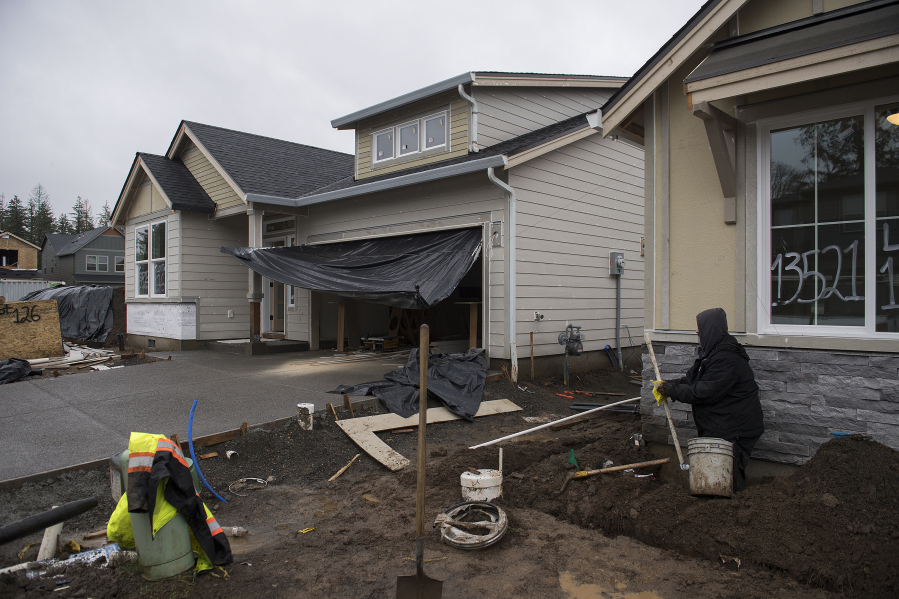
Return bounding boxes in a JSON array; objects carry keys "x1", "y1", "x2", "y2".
[
  {"x1": 135, "y1": 220, "x2": 166, "y2": 297},
  {"x1": 761, "y1": 98, "x2": 899, "y2": 335}
]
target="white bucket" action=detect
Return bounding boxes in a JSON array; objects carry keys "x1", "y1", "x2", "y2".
[
  {"x1": 297, "y1": 403, "x2": 314, "y2": 430},
  {"x1": 687, "y1": 437, "x2": 734, "y2": 497},
  {"x1": 460, "y1": 469, "x2": 503, "y2": 502}
]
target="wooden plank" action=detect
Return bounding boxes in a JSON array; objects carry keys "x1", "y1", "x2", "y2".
[
  {"x1": 0, "y1": 300, "x2": 64, "y2": 360},
  {"x1": 199, "y1": 452, "x2": 219, "y2": 459},
  {"x1": 336, "y1": 399, "x2": 521, "y2": 471}
]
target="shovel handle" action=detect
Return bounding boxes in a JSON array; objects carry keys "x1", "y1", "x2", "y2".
[
  {"x1": 416, "y1": 325, "x2": 429, "y2": 541},
  {"x1": 644, "y1": 333, "x2": 688, "y2": 468}
]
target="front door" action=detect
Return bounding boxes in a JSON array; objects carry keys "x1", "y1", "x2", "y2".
[{"x1": 269, "y1": 240, "x2": 286, "y2": 332}]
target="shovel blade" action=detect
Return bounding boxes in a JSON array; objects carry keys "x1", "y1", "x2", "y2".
[{"x1": 396, "y1": 572, "x2": 443, "y2": 599}]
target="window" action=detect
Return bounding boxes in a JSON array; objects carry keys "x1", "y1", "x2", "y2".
[
  {"x1": 760, "y1": 98, "x2": 899, "y2": 335},
  {"x1": 371, "y1": 111, "x2": 448, "y2": 165},
  {"x1": 265, "y1": 218, "x2": 295, "y2": 234},
  {"x1": 115, "y1": 256, "x2": 124, "y2": 272},
  {"x1": 86, "y1": 255, "x2": 97, "y2": 271},
  {"x1": 135, "y1": 220, "x2": 166, "y2": 297},
  {"x1": 98, "y1": 256, "x2": 108, "y2": 272}
]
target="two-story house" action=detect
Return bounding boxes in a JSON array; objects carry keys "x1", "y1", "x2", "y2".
[
  {"x1": 111, "y1": 72, "x2": 647, "y2": 380},
  {"x1": 41, "y1": 226, "x2": 125, "y2": 287}
]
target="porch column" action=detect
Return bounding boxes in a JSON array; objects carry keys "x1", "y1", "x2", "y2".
[{"x1": 247, "y1": 207, "x2": 263, "y2": 339}]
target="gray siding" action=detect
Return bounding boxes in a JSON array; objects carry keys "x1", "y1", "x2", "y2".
[
  {"x1": 472, "y1": 87, "x2": 613, "y2": 148},
  {"x1": 179, "y1": 212, "x2": 249, "y2": 340},
  {"x1": 509, "y1": 132, "x2": 645, "y2": 358}
]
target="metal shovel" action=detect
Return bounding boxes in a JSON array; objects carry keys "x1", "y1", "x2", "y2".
[{"x1": 397, "y1": 324, "x2": 443, "y2": 599}]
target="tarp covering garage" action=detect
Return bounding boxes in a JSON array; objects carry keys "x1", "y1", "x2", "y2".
[
  {"x1": 20, "y1": 285, "x2": 115, "y2": 342},
  {"x1": 221, "y1": 228, "x2": 481, "y2": 310}
]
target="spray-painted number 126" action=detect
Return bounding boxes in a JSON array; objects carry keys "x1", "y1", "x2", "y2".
[{"x1": 10, "y1": 305, "x2": 41, "y2": 324}]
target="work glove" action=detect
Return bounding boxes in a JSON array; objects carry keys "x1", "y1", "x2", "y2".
[{"x1": 652, "y1": 380, "x2": 669, "y2": 405}]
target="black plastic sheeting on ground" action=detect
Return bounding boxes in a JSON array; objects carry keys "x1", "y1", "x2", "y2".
[
  {"x1": 330, "y1": 348, "x2": 487, "y2": 420},
  {"x1": 19, "y1": 285, "x2": 114, "y2": 342},
  {"x1": 0, "y1": 358, "x2": 37, "y2": 384},
  {"x1": 221, "y1": 228, "x2": 482, "y2": 310}
]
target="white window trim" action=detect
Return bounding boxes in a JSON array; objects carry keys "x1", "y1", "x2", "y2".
[
  {"x1": 135, "y1": 219, "x2": 167, "y2": 298},
  {"x1": 98, "y1": 255, "x2": 108, "y2": 272},
  {"x1": 422, "y1": 111, "x2": 448, "y2": 151},
  {"x1": 115, "y1": 255, "x2": 125, "y2": 272},
  {"x1": 370, "y1": 110, "x2": 449, "y2": 167},
  {"x1": 86, "y1": 255, "x2": 97, "y2": 271},
  {"x1": 372, "y1": 127, "x2": 395, "y2": 164},
  {"x1": 756, "y1": 94, "x2": 899, "y2": 339}
]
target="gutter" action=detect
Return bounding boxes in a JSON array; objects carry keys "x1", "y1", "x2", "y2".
[
  {"x1": 245, "y1": 154, "x2": 508, "y2": 209},
  {"x1": 486, "y1": 167, "x2": 519, "y2": 383},
  {"x1": 457, "y1": 84, "x2": 479, "y2": 152}
]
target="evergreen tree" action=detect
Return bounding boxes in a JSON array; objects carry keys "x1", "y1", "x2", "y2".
[
  {"x1": 56, "y1": 213, "x2": 75, "y2": 235},
  {"x1": 71, "y1": 196, "x2": 95, "y2": 234},
  {"x1": 98, "y1": 201, "x2": 112, "y2": 226},
  {"x1": 0, "y1": 193, "x2": 6, "y2": 232},
  {"x1": 27, "y1": 184, "x2": 55, "y2": 246},
  {"x1": 5, "y1": 195, "x2": 27, "y2": 239}
]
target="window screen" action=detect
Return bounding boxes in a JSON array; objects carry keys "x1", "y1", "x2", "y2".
[
  {"x1": 375, "y1": 131, "x2": 394, "y2": 161},
  {"x1": 399, "y1": 123, "x2": 419, "y2": 155},
  {"x1": 425, "y1": 115, "x2": 446, "y2": 149}
]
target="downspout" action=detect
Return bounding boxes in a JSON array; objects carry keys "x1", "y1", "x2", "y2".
[
  {"x1": 487, "y1": 166, "x2": 518, "y2": 383},
  {"x1": 458, "y1": 84, "x2": 479, "y2": 153}
]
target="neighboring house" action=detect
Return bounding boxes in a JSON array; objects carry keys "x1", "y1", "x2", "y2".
[
  {"x1": 40, "y1": 226, "x2": 126, "y2": 287},
  {"x1": 599, "y1": 0, "x2": 899, "y2": 462},
  {"x1": 0, "y1": 232, "x2": 39, "y2": 269},
  {"x1": 110, "y1": 72, "x2": 646, "y2": 371},
  {"x1": 109, "y1": 122, "x2": 355, "y2": 349}
]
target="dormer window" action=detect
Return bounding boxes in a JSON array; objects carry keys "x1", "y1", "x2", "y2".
[{"x1": 371, "y1": 111, "x2": 448, "y2": 166}]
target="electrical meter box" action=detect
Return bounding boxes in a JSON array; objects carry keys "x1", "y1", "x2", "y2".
[{"x1": 609, "y1": 251, "x2": 625, "y2": 275}]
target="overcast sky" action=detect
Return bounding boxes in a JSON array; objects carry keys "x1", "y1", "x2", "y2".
[{"x1": 0, "y1": 0, "x2": 704, "y2": 218}]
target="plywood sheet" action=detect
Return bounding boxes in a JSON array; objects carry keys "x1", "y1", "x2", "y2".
[
  {"x1": 0, "y1": 299, "x2": 64, "y2": 360},
  {"x1": 336, "y1": 399, "x2": 521, "y2": 471}
]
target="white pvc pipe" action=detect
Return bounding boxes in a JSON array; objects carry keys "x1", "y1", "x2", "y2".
[{"x1": 469, "y1": 396, "x2": 640, "y2": 449}]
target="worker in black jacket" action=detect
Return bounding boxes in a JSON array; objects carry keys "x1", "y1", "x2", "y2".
[{"x1": 656, "y1": 308, "x2": 764, "y2": 491}]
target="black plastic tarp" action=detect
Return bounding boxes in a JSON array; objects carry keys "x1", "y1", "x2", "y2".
[
  {"x1": 221, "y1": 228, "x2": 482, "y2": 310},
  {"x1": 19, "y1": 285, "x2": 114, "y2": 342},
  {"x1": 330, "y1": 348, "x2": 487, "y2": 420},
  {"x1": 0, "y1": 358, "x2": 35, "y2": 384}
]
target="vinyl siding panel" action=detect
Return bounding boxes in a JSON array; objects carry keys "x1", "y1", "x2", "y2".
[
  {"x1": 179, "y1": 212, "x2": 249, "y2": 340},
  {"x1": 180, "y1": 143, "x2": 244, "y2": 211},
  {"x1": 509, "y1": 132, "x2": 645, "y2": 358},
  {"x1": 473, "y1": 87, "x2": 613, "y2": 147}
]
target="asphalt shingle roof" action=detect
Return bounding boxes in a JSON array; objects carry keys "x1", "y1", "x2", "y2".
[
  {"x1": 300, "y1": 113, "x2": 592, "y2": 198},
  {"x1": 183, "y1": 121, "x2": 355, "y2": 198},
  {"x1": 139, "y1": 153, "x2": 216, "y2": 214},
  {"x1": 44, "y1": 233, "x2": 78, "y2": 253},
  {"x1": 50, "y1": 227, "x2": 120, "y2": 257}
]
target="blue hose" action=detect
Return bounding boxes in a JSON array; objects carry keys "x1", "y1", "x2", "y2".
[{"x1": 188, "y1": 400, "x2": 226, "y2": 502}]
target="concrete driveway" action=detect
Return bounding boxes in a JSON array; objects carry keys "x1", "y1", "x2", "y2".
[{"x1": 0, "y1": 350, "x2": 405, "y2": 481}]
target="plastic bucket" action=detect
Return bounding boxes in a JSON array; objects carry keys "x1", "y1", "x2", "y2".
[
  {"x1": 460, "y1": 469, "x2": 503, "y2": 502},
  {"x1": 297, "y1": 403, "x2": 314, "y2": 430},
  {"x1": 687, "y1": 437, "x2": 734, "y2": 497}
]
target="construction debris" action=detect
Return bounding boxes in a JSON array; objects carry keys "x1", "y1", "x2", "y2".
[{"x1": 26, "y1": 344, "x2": 118, "y2": 371}]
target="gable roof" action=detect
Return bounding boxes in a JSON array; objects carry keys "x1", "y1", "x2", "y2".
[
  {"x1": 599, "y1": 0, "x2": 744, "y2": 136},
  {"x1": 47, "y1": 226, "x2": 122, "y2": 257},
  {"x1": 43, "y1": 233, "x2": 78, "y2": 253},
  {"x1": 138, "y1": 153, "x2": 216, "y2": 214},
  {"x1": 248, "y1": 112, "x2": 596, "y2": 208},
  {"x1": 0, "y1": 231, "x2": 41, "y2": 250},
  {"x1": 331, "y1": 72, "x2": 628, "y2": 130},
  {"x1": 175, "y1": 121, "x2": 354, "y2": 199}
]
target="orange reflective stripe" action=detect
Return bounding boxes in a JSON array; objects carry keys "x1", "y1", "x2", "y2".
[
  {"x1": 128, "y1": 466, "x2": 152, "y2": 473},
  {"x1": 129, "y1": 452, "x2": 155, "y2": 458}
]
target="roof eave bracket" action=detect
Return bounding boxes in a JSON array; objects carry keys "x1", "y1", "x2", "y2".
[{"x1": 693, "y1": 101, "x2": 737, "y2": 224}]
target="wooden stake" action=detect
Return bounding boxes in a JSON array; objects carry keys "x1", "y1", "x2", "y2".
[
  {"x1": 644, "y1": 332, "x2": 688, "y2": 470},
  {"x1": 328, "y1": 402, "x2": 339, "y2": 421},
  {"x1": 199, "y1": 452, "x2": 218, "y2": 459},
  {"x1": 170, "y1": 434, "x2": 180, "y2": 450},
  {"x1": 343, "y1": 393, "x2": 354, "y2": 418},
  {"x1": 139, "y1": 349, "x2": 145, "y2": 360},
  {"x1": 530, "y1": 331, "x2": 535, "y2": 381},
  {"x1": 241, "y1": 422, "x2": 248, "y2": 436},
  {"x1": 328, "y1": 453, "x2": 361, "y2": 482}
]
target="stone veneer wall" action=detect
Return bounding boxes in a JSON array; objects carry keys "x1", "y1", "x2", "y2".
[{"x1": 641, "y1": 343, "x2": 899, "y2": 465}]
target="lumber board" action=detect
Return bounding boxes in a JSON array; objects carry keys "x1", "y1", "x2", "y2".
[
  {"x1": 336, "y1": 399, "x2": 521, "y2": 471},
  {"x1": 0, "y1": 300, "x2": 64, "y2": 360}
]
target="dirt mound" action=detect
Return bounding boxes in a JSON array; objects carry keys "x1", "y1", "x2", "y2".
[{"x1": 491, "y1": 433, "x2": 898, "y2": 598}]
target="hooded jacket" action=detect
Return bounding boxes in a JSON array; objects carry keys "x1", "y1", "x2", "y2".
[{"x1": 662, "y1": 308, "x2": 765, "y2": 439}]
